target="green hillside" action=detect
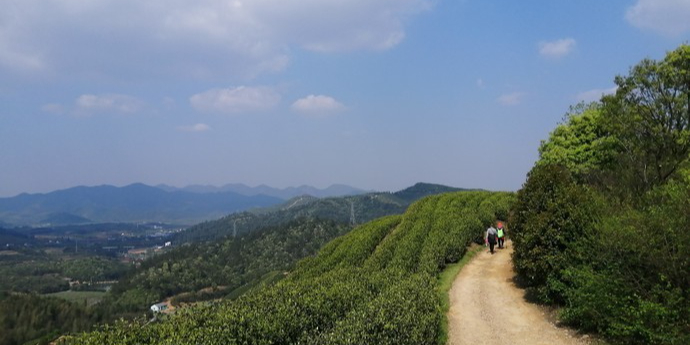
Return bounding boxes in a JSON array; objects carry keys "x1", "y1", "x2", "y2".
[
  {"x1": 104, "y1": 218, "x2": 351, "y2": 311},
  {"x1": 67, "y1": 191, "x2": 514, "y2": 344},
  {"x1": 176, "y1": 182, "x2": 466, "y2": 243}
]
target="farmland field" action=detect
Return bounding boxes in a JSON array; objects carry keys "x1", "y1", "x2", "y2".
[{"x1": 45, "y1": 290, "x2": 106, "y2": 306}]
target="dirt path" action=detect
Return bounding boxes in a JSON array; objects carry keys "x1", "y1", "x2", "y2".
[{"x1": 447, "y1": 241, "x2": 592, "y2": 345}]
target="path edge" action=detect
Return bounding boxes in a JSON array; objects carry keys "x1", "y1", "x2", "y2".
[{"x1": 436, "y1": 243, "x2": 484, "y2": 345}]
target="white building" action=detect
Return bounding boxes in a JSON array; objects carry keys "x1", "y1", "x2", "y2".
[{"x1": 150, "y1": 302, "x2": 168, "y2": 313}]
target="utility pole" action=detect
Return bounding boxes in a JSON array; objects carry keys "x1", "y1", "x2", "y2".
[{"x1": 350, "y1": 200, "x2": 356, "y2": 226}]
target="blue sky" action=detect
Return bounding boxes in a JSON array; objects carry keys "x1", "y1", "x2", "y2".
[{"x1": 2, "y1": 0, "x2": 690, "y2": 197}]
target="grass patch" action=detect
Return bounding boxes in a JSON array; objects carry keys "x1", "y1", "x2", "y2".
[
  {"x1": 226, "y1": 271, "x2": 286, "y2": 300},
  {"x1": 45, "y1": 290, "x2": 106, "y2": 306},
  {"x1": 436, "y1": 244, "x2": 483, "y2": 345}
]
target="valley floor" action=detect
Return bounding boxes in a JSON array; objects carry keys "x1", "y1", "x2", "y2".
[{"x1": 447, "y1": 240, "x2": 593, "y2": 345}]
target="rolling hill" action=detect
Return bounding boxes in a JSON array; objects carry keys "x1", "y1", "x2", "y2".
[
  {"x1": 70, "y1": 191, "x2": 514, "y2": 344},
  {"x1": 175, "y1": 182, "x2": 468, "y2": 243}
]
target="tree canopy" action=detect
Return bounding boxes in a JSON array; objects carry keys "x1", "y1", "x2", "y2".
[
  {"x1": 511, "y1": 44, "x2": 690, "y2": 344},
  {"x1": 602, "y1": 45, "x2": 690, "y2": 195}
]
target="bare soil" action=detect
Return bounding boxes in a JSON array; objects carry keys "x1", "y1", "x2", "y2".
[{"x1": 447, "y1": 240, "x2": 593, "y2": 345}]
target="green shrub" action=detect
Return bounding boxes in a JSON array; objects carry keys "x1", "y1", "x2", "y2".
[{"x1": 510, "y1": 164, "x2": 602, "y2": 303}]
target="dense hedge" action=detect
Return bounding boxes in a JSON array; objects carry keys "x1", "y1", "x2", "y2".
[
  {"x1": 511, "y1": 45, "x2": 690, "y2": 345},
  {"x1": 510, "y1": 164, "x2": 602, "y2": 303},
  {"x1": 512, "y1": 167, "x2": 690, "y2": 344},
  {"x1": 66, "y1": 191, "x2": 514, "y2": 344}
]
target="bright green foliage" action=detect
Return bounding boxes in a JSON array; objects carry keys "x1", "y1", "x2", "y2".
[
  {"x1": 601, "y1": 45, "x2": 690, "y2": 195},
  {"x1": 538, "y1": 102, "x2": 616, "y2": 179},
  {"x1": 67, "y1": 191, "x2": 514, "y2": 344},
  {"x1": 516, "y1": 44, "x2": 690, "y2": 344}
]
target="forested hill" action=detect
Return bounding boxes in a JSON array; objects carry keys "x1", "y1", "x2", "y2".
[
  {"x1": 176, "y1": 182, "x2": 467, "y2": 243},
  {"x1": 68, "y1": 191, "x2": 514, "y2": 344},
  {"x1": 103, "y1": 218, "x2": 352, "y2": 313}
]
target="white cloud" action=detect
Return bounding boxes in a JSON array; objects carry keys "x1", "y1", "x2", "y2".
[
  {"x1": 497, "y1": 92, "x2": 525, "y2": 106},
  {"x1": 291, "y1": 95, "x2": 345, "y2": 116},
  {"x1": 0, "y1": 0, "x2": 432, "y2": 79},
  {"x1": 190, "y1": 86, "x2": 281, "y2": 114},
  {"x1": 626, "y1": 0, "x2": 690, "y2": 36},
  {"x1": 0, "y1": 43, "x2": 45, "y2": 73},
  {"x1": 538, "y1": 38, "x2": 576, "y2": 59},
  {"x1": 576, "y1": 87, "x2": 618, "y2": 103},
  {"x1": 178, "y1": 123, "x2": 211, "y2": 132},
  {"x1": 41, "y1": 93, "x2": 144, "y2": 116},
  {"x1": 0, "y1": 18, "x2": 46, "y2": 73},
  {"x1": 74, "y1": 94, "x2": 143, "y2": 115}
]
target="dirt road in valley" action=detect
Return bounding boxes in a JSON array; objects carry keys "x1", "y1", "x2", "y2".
[{"x1": 447, "y1": 241, "x2": 592, "y2": 345}]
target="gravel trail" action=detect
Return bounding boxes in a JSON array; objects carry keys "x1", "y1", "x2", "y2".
[{"x1": 447, "y1": 241, "x2": 592, "y2": 345}]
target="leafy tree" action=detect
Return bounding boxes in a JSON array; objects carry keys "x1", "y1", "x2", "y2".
[
  {"x1": 601, "y1": 45, "x2": 690, "y2": 195},
  {"x1": 514, "y1": 44, "x2": 690, "y2": 344},
  {"x1": 537, "y1": 102, "x2": 616, "y2": 181}
]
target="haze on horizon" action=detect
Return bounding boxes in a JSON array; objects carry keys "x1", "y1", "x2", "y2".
[{"x1": 2, "y1": 0, "x2": 690, "y2": 198}]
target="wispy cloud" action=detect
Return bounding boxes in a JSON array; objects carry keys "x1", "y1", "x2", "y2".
[
  {"x1": 626, "y1": 0, "x2": 690, "y2": 36},
  {"x1": 190, "y1": 86, "x2": 281, "y2": 114},
  {"x1": 178, "y1": 123, "x2": 211, "y2": 132},
  {"x1": 0, "y1": 40, "x2": 45, "y2": 73},
  {"x1": 497, "y1": 92, "x2": 526, "y2": 106},
  {"x1": 576, "y1": 87, "x2": 618, "y2": 103},
  {"x1": 42, "y1": 93, "x2": 144, "y2": 117},
  {"x1": 0, "y1": 1, "x2": 432, "y2": 80},
  {"x1": 291, "y1": 95, "x2": 345, "y2": 116},
  {"x1": 538, "y1": 38, "x2": 576, "y2": 59},
  {"x1": 75, "y1": 94, "x2": 143, "y2": 115}
]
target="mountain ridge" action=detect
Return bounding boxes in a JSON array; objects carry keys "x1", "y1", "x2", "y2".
[
  {"x1": 175, "y1": 182, "x2": 468, "y2": 243},
  {"x1": 0, "y1": 183, "x2": 283, "y2": 226},
  {"x1": 155, "y1": 183, "x2": 369, "y2": 199}
]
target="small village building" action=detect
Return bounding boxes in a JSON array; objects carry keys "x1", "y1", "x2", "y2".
[{"x1": 150, "y1": 302, "x2": 168, "y2": 313}]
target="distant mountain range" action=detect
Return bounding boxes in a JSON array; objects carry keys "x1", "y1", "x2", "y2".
[
  {"x1": 0, "y1": 183, "x2": 369, "y2": 227},
  {"x1": 155, "y1": 183, "x2": 368, "y2": 200}
]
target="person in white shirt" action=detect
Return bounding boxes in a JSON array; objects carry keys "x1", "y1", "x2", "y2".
[{"x1": 485, "y1": 226, "x2": 498, "y2": 254}]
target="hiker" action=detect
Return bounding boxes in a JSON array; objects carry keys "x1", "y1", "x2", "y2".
[
  {"x1": 497, "y1": 222, "x2": 505, "y2": 249},
  {"x1": 485, "y1": 225, "x2": 498, "y2": 254}
]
